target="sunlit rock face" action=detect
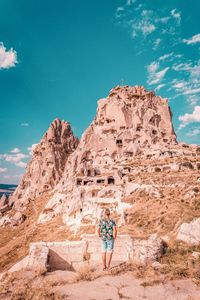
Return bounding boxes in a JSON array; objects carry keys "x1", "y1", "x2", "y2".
[
  {"x1": 38, "y1": 85, "x2": 179, "y2": 230},
  {"x1": 11, "y1": 118, "x2": 79, "y2": 210},
  {"x1": 4, "y1": 85, "x2": 199, "y2": 235}
]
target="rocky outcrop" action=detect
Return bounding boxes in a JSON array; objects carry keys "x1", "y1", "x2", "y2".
[
  {"x1": 38, "y1": 85, "x2": 180, "y2": 229},
  {"x1": 6, "y1": 243, "x2": 49, "y2": 274},
  {"x1": 0, "y1": 211, "x2": 26, "y2": 226},
  {"x1": 176, "y1": 218, "x2": 200, "y2": 245},
  {"x1": 0, "y1": 194, "x2": 8, "y2": 208},
  {"x1": 2, "y1": 85, "x2": 200, "y2": 234},
  {"x1": 132, "y1": 234, "x2": 164, "y2": 264},
  {"x1": 10, "y1": 118, "x2": 79, "y2": 210}
]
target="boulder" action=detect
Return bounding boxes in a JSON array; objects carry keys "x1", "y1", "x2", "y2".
[
  {"x1": 177, "y1": 218, "x2": 200, "y2": 244},
  {"x1": 11, "y1": 212, "x2": 26, "y2": 226},
  {"x1": 132, "y1": 234, "x2": 164, "y2": 264}
]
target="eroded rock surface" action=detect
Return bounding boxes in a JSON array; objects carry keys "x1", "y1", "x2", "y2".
[
  {"x1": 38, "y1": 85, "x2": 199, "y2": 234},
  {"x1": 1, "y1": 86, "x2": 200, "y2": 237},
  {"x1": 10, "y1": 118, "x2": 79, "y2": 210},
  {"x1": 177, "y1": 218, "x2": 200, "y2": 244}
]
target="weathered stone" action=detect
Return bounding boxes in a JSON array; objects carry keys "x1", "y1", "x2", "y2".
[
  {"x1": 2, "y1": 85, "x2": 200, "y2": 233},
  {"x1": 191, "y1": 251, "x2": 200, "y2": 259},
  {"x1": 11, "y1": 212, "x2": 26, "y2": 226},
  {"x1": 38, "y1": 86, "x2": 180, "y2": 229},
  {"x1": 0, "y1": 194, "x2": 8, "y2": 208},
  {"x1": 0, "y1": 215, "x2": 12, "y2": 226},
  {"x1": 0, "y1": 204, "x2": 11, "y2": 213},
  {"x1": 177, "y1": 218, "x2": 200, "y2": 244},
  {"x1": 5, "y1": 234, "x2": 164, "y2": 275},
  {"x1": 10, "y1": 118, "x2": 78, "y2": 210},
  {"x1": 132, "y1": 234, "x2": 164, "y2": 264}
]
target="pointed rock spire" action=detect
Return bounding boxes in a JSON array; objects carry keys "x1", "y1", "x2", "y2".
[{"x1": 11, "y1": 118, "x2": 79, "y2": 210}]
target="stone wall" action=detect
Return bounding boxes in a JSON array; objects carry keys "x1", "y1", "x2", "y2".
[{"x1": 3, "y1": 234, "x2": 164, "y2": 275}]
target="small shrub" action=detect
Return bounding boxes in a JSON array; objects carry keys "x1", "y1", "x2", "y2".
[
  {"x1": 76, "y1": 264, "x2": 95, "y2": 281},
  {"x1": 173, "y1": 266, "x2": 189, "y2": 278}
]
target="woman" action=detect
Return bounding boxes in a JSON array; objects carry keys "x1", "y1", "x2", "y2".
[{"x1": 98, "y1": 208, "x2": 117, "y2": 270}]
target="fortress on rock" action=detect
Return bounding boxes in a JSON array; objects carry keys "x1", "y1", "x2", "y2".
[{"x1": 1, "y1": 86, "x2": 199, "y2": 240}]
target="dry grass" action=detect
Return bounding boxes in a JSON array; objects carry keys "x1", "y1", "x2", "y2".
[
  {"x1": 75, "y1": 264, "x2": 97, "y2": 281},
  {"x1": 0, "y1": 192, "x2": 75, "y2": 273},
  {"x1": 1, "y1": 154, "x2": 200, "y2": 294},
  {"x1": 120, "y1": 158, "x2": 200, "y2": 238},
  {"x1": 159, "y1": 241, "x2": 200, "y2": 283},
  {"x1": 0, "y1": 270, "x2": 65, "y2": 300}
]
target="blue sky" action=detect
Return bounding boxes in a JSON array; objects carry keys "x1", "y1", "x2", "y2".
[{"x1": 0, "y1": 0, "x2": 200, "y2": 184}]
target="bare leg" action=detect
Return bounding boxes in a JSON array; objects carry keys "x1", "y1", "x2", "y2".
[
  {"x1": 106, "y1": 252, "x2": 113, "y2": 269},
  {"x1": 102, "y1": 252, "x2": 106, "y2": 269}
]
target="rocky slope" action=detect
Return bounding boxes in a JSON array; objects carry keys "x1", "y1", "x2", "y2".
[
  {"x1": 0, "y1": 85, "x2": 200, "y2": 276},
  {"x1": 34, "y1": 85, "x2": 199, "y2": 237},
  {"x1": 1, "y1": 86, "x2": 200, "y2": 234}
]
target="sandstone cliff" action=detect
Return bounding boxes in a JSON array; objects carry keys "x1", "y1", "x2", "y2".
[
  {"x1": 35, "y1": 86, "x2": 198, "y2": 233},
  {"x1": 1, "y1": 86, "x2": 199, "y2": 238},
  {"x1": 10, "y1": 118, "x2": 79, "y2": 210}
]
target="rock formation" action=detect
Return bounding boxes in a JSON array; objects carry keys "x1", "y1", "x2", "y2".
[
  {"x1": 37, "y1": 85, "x2": 188, "y2": 230},
  {"x1": 10, "y1": 118, "x2": 79, "y2": 210},
  {"x1": 177, "y1": 218, "x2": 200, "y2": 245},
  {"x1": 0, "y1": 194, "x2": 8, "y2": 207},
  {"x1": 1, "y1": 85, "x2": 200, "y2": 296},
  {"x1": 1, "y1": 85, "x2": 200, "y2": 243}
]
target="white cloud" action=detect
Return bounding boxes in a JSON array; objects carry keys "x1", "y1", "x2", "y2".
[
  {"x1": 172, "y1": 62, "x2": 192, "y2": 72},
  {"x1": 155, "y1": 67, "x2": 169, "y2": 81},
  {"x1": 131, "y1": 9, "x2": 156, "y2": 38},
  {"x1": 117, "y1": 7, "x2": 124, "y2": 12},
  {"x1": 132, "y1": 19, "x2": 156, "y2": 38},
  {"x1": 142, "y1": 23, "x2": 156, "y2": 35},
  {"x1": 127, "y1": 0, "x2": 136, "y2": 5},
  {"x1": 155, "y1": 84, "x2": 165, "y2": 91},
  {"x1": 190, "y1": 61, "x2": 200, "y2": 79},
  {"x1": 10, "y1": 147, "x2": 20, "y2": 154},
  {"x1": 3, "y1": 174, "x2": 23, "y2": 180},
  {"x1": 157, "y1": 17, "x2": 170, "y2": 24},
  {"x1": 0, "y1": 152, "x2": 29, "y2": 169},
  {"x1": 159, "y1": 52, "x2": 174, "y2": 61},
  {"x1": 147, "y1": 61, "x2": 159, "y2": 73},
  {"x1": 0, "y1": 42, "x2": 18, "y2": 69},
  {"x1": 147, "y1": 61, "x2": 169, "y2": 85},
  {"x1": 173, "y1": 82, "x2": 186, "y2": 89},
  {"x1": 183, "y1": 33, "x2": 200, "y2": 45},
  {"x1": 1, "y1": 153, "x2": 28, "y2": 163},
  {"x1": 0, "y1": 167, "x2": 7, "y2": 173},
  {"x1": 171, "y1": 9, "x2": 181, "y2": 24},
  {"x1": 115, "y1": 2, "x2": 182, "y2": 51},
  {"x1": 27, "y1": 143, "x2": 38, "y2": 156},
  {"x1": 186, "y1": 128, "x2": 200, "y2": 137},
  {"x1": 21, "y1": 123, "x2": 29, "y2": 127},
  {"x1": 15, "y1": 161, "x2": 27, "y2": 168},
  {"x1": 115, "y1": 1, "x2": 182, "y2": 53},
  {"x1": 171, "y1": 60, "x2": 200, "y2": 102},
  {"x1": 187, "y1": 95, "x2": 199, "y2": 106},
  {"x1": 182, "y1": 88, "x2": 200, "y2": 95},
  {"x1": 152, "y1": 38, "x2": 161, "y2": 50},
  {"x1": 179, "y1": 106, "x2": 200, "y2": 129}
]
